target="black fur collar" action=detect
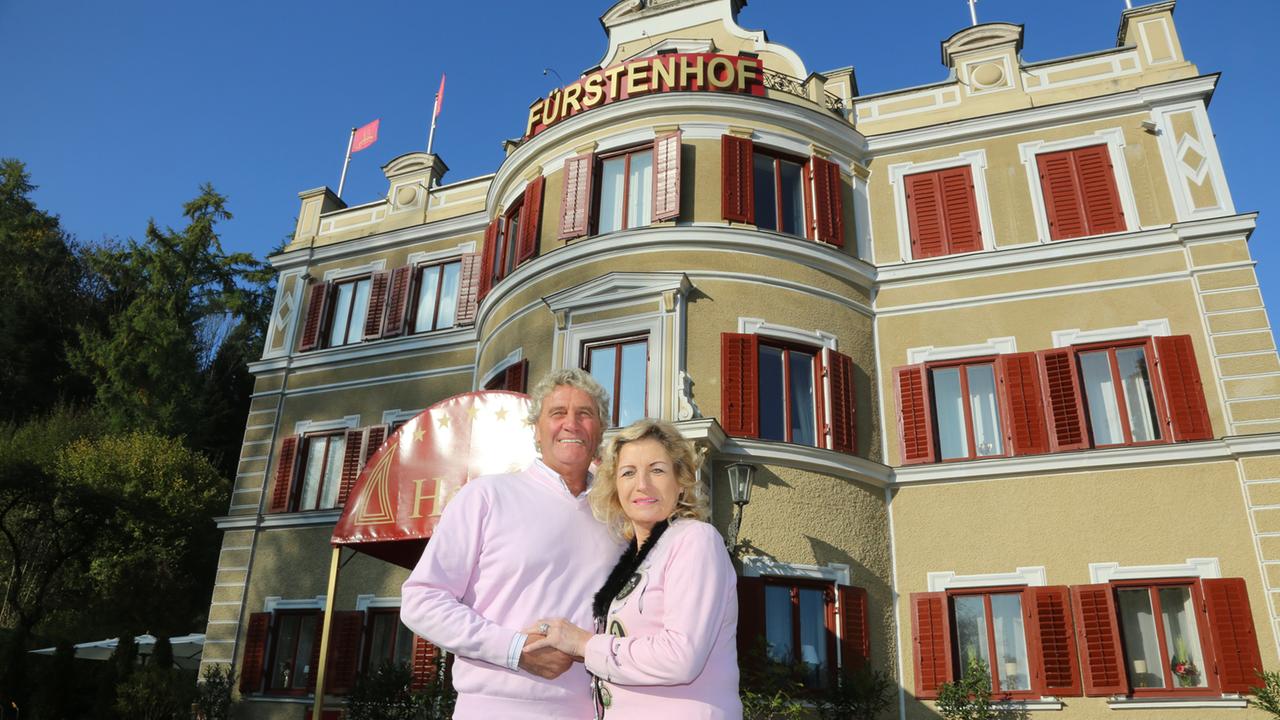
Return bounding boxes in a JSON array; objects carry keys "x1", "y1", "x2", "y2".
[{"x1": 592, "y1": 520, "x2": 670, "y2": 621}]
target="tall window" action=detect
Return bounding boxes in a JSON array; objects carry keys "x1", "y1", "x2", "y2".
[
  {"x1": 597, "y1": 147, "x2": 652, "y2": 234},
  {"x1": 267, "y1": 611, "x2": 319, "y2": 694},
  {"x1": 759, "y1": 343, "x2": 817, "y2": 446},
  {"x1": 1078, "y1": 344, "x2": 1161, "y2": 447},
  {"x1": 903, "y1": 165, "x2": 983, "y2": 260},
  {"x1": 296, "y1": 432, "x2": 347, "y2": 511},
  {"x1": 1116, "y1": 583, "x2": 1210, "y2": 692},
  {"x1": 764, "y1": 579, "x2": 835, "y2": 689},
  {"x1": 1036, "y1": 144, "x2": 1126, "y2": 241},
  {"x1": 412, "y1": 261, "x2": 462, "y2": 333},
  {"x1": 753, "y1": 151, "x2": 805, "y2": 236},
  {"x1": 951, "y1": 591, "x2": 1032, "y2": 694},
  {"x1": 931, "y1": 361, "x2": 1003, "y2": 461},
  {"x1": 584, "y1": 337, "x2": 648, "y2": 427},
  {"x1": 364, "y1": 609, "x2": 415, "y2": 672},
  {"x1": 327, "y1": 277, "x2": 372, "y2": 347}
]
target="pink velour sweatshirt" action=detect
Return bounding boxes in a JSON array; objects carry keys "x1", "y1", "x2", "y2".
[
  {"x1": 583, "y1": 519, "x2": 742, "y2": 719},
  {"x1": 401, "y1": 459, "x2": 622, "y2": 719}
]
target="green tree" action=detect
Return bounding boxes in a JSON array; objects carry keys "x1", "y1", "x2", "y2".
[{"x1": 936, "y1": 657, "x2": 1028, "y2": 720}]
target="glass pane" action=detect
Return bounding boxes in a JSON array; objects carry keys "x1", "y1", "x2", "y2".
[
  {"x1": 1159, "y1": 587, "x2": 1207, "y2": 688},
  {"x1": 991, "y1": 594, "x2": 1030, "y2": 691},
  {"x1": 346, "y1": 279, "x2": 371, "y2": 346},
  {"x1": 627, "y1": 151, "x2": 653, "y2": 229},
  {"x1": 436, "y1": 262, "x2": 460, "y2": 329},
  {"x1": 753, "y1": 155, "x2": 778, "y2": 232},
  {"x1": 270, "y1": 615, "x2": 300, "y2": 689},
  {"x1": 319, "y1": 434, "x2": 346, "y2": 509},
  {"x1": 598, "y1": 157, "x2": 626, "y2": 233},
  {"x1": 505, "y1": 213, "x2": 520, "y2": 275},
  {"x1": 779, "y1": 160, "x2": 804, "y2": 236},
  {"x1": 328, "y1": 282, "x2": 354, "y2": 347},
  {"x1": 1118, "y1": 588, "x2": 1165, "y2": 688},
  {"x1": 966, "y1": 365, "x2": 1003, "y2": 457},
  {"x1": 587, "y1": 346, "x2": 617, "y2": 426},
  {"x1": 414, "y1": 266, "x2": 442, "y2": 333},
  {"x1": 298, "y1": 439, "x2": 327, "y2": 511},
  {"x1": 394, "y1": 621, "x2": 416, "y2": 668},
  {"x1": 1117, "y1": 347, "x2": 1160, "y2": 442},
  {"x1": 764, "y1": 585, "x2": 792, "y2": 663},
  {"x1": 618, "y1": 341, "x2": 648, "y2": 427},
  {"x1": 293, "y1": 615, "x2": 317, "y2": 689},
  {"x1": 1081, "y1": 351, "x2": 1125, "y2": 445},
  {"x1": 367, "y1": 614, "x2": 394, "y2": 668},
  {"x1": 952, "y1": 596, "x2": 990, "y2": 674},
  {"x1": 759, "y1": 346, "x2": 786, "y2": 441},
  {"x1": 788, "y1": 350, "x2": 817, "y2": 446},
  {"x1": 798, "y1": 587, "x2": 830, "y2": 688},
  {"x1": 932, "y1": 368, "x2": 969, "y2": 460}
]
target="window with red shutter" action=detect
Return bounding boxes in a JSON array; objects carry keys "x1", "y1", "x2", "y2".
[
  {"x1": 1036, "y1": 144, "x2": 1126, "y2": 241},
  {"x1": 838, "y1": 585, "x2": 869, "y2": 671},
  {"x1": 996, "y1": 353, "x2": 1049, "y2": 456},
  {"x1": 484, "y1": 360, "x2": 529, "y2": 394},
  {"x1": 363, "y1": 608, "x2": 416, "y2": 679},
  {"x1": 927, "y1": 358, "x2": 1005, "y2": 461},
  {"x1": 454, "y1": 253, "x2": 482, "y2": 326},
  {"x1": 904, "y1": 165, "x2": 982, "y2": 259},
  {"x1": 326, "y1": 276, "x2": 374, "y2": 348},
  {"x1": 410, "y1": 634, "x2": 440, "y2": 691},
  {"x1": 895, "y1": 364, "x2": 935, "y2": 465},
  {"x1": 409, "y1": 260, "x2": 463, "y2": 334},
  {"x1": 381, "y1": 266, "x2": 412, "y2": 339},
  {"x1": 911, "y1": 592, "x2": 952, "y2": 700},
  {"x1": 1037, "y1": 349, "x2": 1090, "y2": 452},
  {"x1": 269, "y1": 436, "x2": 300, "y2": 513},
  {"x1": 1153, "y1": 335, "x2": 1213, "y2": 442},
  {"x1": 362, "y1": 271, "x2": 390, "y2": 340},
  {"x1": 1203, "y1": 577, "x2": 1264, "y2": 694},
  {"x1": 291, "y1": 432, "x2": 351, "y2": 512},
  {"x1": 721, "y1": 135, "x2": 754, "y2": 223},
  {"x1": 810, "y1": 156, "x2": 844, "y2": 247},
  {"x1": 721, "y1": 333, "x2": 759, "y2": 438},
  {"x1": 824, "y1": 349, "x2": 857, "y2": 455},
  {"x1": 477, "y1": 219, "x2": 499, "y2": 302},
  {"x1": 558, "y1": 153, "x2": 594, "y2": 240},
  {"x1": 1070, "y1": 583, "x2": 1128, "y2": 696},
  {"x1": 298, "y1": 282, "x2": 330, "y2": 352},
  {"x1": 240, "y1": 612, "x2": 271, "y2": 694},
  {"x1": 761, "y1": 577, "x2": 839, "y2": 690},
  {"x1": 737, "y1": 576, "x2": 766, "y2": 677},
  {"x1": 326, "y1": 610, "x2": 366, "y2": 695},
  {"x1": 652, "y1": 131, "x2": 682, "y2": 222},
  {"x1": 364, "y1": 425, "x2": 387, "y2": 464},
  {"x1": 518, "y1": 176, "x2": 544, "y2": 264},
  {"x1": 1027, "y1": 586, "x2": 1082, "y2": 697},
  {"x1": 336, "y1": 428, "x2": 366, "y2": 507},
  {"x1": 262, "y1": 609, "x2": 322, "y2": 695},
  {"x1": 945, "y1": 587, "x2": 1038, "y2": 698}
]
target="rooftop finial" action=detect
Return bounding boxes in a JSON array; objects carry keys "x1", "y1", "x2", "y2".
[{"x1": 967, "y1": 0, "x2": 979, "y2": 26}]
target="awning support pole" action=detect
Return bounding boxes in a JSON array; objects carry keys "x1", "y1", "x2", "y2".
[{"x1": 310, "y1": 546, "x2": 342, "y2": 720}]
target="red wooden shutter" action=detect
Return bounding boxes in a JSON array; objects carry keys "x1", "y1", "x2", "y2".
[
  {"x1": 824, "y1": 349, "x2": 857, "y2": 454},
  {"x1": 362, "y1": 271, "x2": 390, "y2": 340},
  {"x1": 410, "y1": 634, "x2": 439, "y2": 691},
  {"x1": 505, "y1": 359, "x2": 528, "y2": 393},
  {"x1": 721, "y1": 135, "x2": 754, "y2": 224},
  {"x1": 721, "y1": 333, "x2": 759, "y2": 437},
  {"x1": 997, "y1": 352, "x2": 1050, "y2": 456},
  {"x1": 1038, "y1": 150, "x2": 1087, "y2": 241},
  {"x1": 894, "y1": 364, "x2": 935, "y2": 465},
  {"x1": 305, "y1": 611, "x2": 325, "y2": 692},
  {"x1": 298, "y1": 281, "x2": 330, "y2": 352},
  {"x1": 558, "y1": 153, "x2": 594, "y2": 240},
  {"x1": 652, "y1": 131, "x2": 682, "y2": 222},
  {"x1": 1202, "y1": 577, "x2": 1264, "y2": 694},
  {"x1": 364, "y1": 425, "x2": 387, "y2": 464},
  {"x1": 1154, "y1": 335, "x2": 1213, "y2": 442},
  {"x1": 1037, "y1": 349, "x2": 1090, "y2": 452},
  {"x1": 1028, "y1": 586, "x2": 1082, "y2": 697},
  {"x1": 380, "y1": 266, "x2": 412, "y2": 339},
  {"x1": 336, "y1": 428, "x2": 365, "y2": 506},
  {"x1": 737, "y1": 576, "x2": 766, "y2": 674},
  {"x1": 478, "y1": 219, "x2": 499, "y2": 302},
  {"x1": 240, "y1": 612, "x2": 271, "y2": 694},
  {"x1": 518, "y1": 176, "x2": 545, "y2": 265},
  {"x1": 269, "y1": 436, "x2": 300, "y2": 512},
  {"x1": 1073, "y1": 144, "x2": 1126, "y2": 235},
  {"x1": 905, "y1": 172, "x2": 946, "y2": 259},
  {"x1": 455, "y1": 253, "x2": 481, "y2": 326},
  {"x1": 811, "y1": 156, "x2": 844, "y2": 247},
  {"x1": 326, "y1": 611, "x2": 365, "y2": 695},
  {"x1": 1070, "y1": 584, "x2": 1127, "y2": 696},
  {"x1": 939, "y1": 166, "x2": 981, "y2": 254},
  {"x1": 839, "y1": 585, "x2": 870, "y2": 671},
  {"x1": 911, "y1": 592, "x2": 952, "y2": 700}
]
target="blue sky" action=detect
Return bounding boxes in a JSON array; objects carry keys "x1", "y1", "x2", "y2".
[{"x1": 3, "y1": 0, "x2": 1276, "y2": 330}]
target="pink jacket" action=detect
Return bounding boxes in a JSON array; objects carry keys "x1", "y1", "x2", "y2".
[
  {"x1": 583, "y1": 519, "x2": 742, "y2": 719},
  {"x1": 401, "y1": 460, "x2": 622, "y2": 719}
]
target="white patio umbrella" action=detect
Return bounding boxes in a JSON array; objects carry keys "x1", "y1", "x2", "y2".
[{"x1": 29, "y1": 633, "x2": 204, "y2": 670}]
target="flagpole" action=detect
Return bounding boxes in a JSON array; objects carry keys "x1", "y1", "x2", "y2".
[{"x1": 337, "y1": 127, "x2": 356, "y2": 199}]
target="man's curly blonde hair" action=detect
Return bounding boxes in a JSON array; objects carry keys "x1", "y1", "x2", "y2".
[{"x1": 588, "y1": 418, "x2": 709, "y2": 541}]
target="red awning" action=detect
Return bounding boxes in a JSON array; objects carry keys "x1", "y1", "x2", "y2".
[{"x1": 330, "y1": 390, "x2": 535, "y2": 568}]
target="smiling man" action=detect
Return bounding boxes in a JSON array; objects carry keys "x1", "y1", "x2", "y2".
[{"x1": 401, "y1": 369, "x2": 623, "y2": 719}]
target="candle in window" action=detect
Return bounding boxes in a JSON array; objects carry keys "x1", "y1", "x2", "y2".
[
  {"x1": 1005, "y1": 661, "x2": 1019, "y2": 679},
  {"x1": 1133, "y1": 659, "x2": 1148, "y2": 674}
]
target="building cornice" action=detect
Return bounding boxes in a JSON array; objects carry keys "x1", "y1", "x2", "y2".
[
  {"x1": 269, "y1": 210, "x2": 489, "y2": 270},
  {"x1": 247, "y1": 326, "x2": 478, "y2": 376},
  {"x1": 863, "y1": 74, "x2": 1219, "y2": 155}
]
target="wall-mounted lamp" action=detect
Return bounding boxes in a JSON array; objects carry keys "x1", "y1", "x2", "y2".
[
  {"x1": 725, "y1": 462, "x2": 755, "y2": 551},
  {"x1": 1140, "y1": 120, "x2": 1161, "y2": 135}
]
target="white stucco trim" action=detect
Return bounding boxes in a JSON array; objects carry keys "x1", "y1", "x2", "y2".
[
  {"x1": 927, "y1": 566, "x2": 1048, "y2": 592},
  {"x1": 741, "y1": 557, "x2": 851, "y2": 586},
  {"x1": 906, "y1": 337, "x2": 1017, "y2": 365},
  {"x1": 1151, "y1": 101, "x2": 1235, "y2": 222},
  {"x1": 263, "y1": 595, "x2": 326, "y2": 612},
  {"x1": 380, "y1": 408, "x2": 425, "y2": 426},
  {"x1": 354, "y1": 594, "x2": 401, "y2": 611},
  {"x1": 320, "y1": 259, "x2": 387, "y2": 282},
  {"x1": 887, "y1": 149, "x2": 996, "y2": 262},
  {"x1": 738, "y1": 317, "x2": 837, "y2": 350},
  {"x1": 1018, "y1": 127, "x2": 1142, "y2": 244},
  {"x1": 1089, "y1": 557, "x2": 1221, "y2": 583},
  {"x1": 479, "y1": 347, "x2": 525, "y2": 389},
  {"x1": 292, "y1": 415, "x2": 360, "y2": 436},
  {"x1": 405, "y1": 243, "x2": 474, "y2": 267},
  {"x1": 1051, "y1": 318, "x2": 1171, "y2": 348}
]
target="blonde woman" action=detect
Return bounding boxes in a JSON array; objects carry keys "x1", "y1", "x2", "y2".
[{"x1": 527, "y1": 419, "x2": 741, "y2": 719}]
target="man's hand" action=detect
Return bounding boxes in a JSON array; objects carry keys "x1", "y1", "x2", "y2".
[
  {"x1": 517, "y1": 633, "x2": 575, "y2": 679},
  {"x1": 523, "y1": 617, "x2": 592, "y2": 658}
]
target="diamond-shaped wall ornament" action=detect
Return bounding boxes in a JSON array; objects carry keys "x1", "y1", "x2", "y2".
[{"x1": 1176, "y1": 134, "x2": 1210, "y2": 184}]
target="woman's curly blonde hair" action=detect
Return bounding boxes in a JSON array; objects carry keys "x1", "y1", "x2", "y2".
[{"x1": 588, "y1": 418, "x2": 709, "y2": 541}]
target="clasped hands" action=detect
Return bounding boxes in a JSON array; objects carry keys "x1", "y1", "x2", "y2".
[{"x1": 516, "y1": 617, "x2": 592, "y2": 679}]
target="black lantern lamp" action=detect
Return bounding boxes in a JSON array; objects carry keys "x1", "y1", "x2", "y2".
[{"x1": 724, "y1": 462, "x2": 755, "y2": 551}]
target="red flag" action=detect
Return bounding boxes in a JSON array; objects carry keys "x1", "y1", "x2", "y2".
[
  {"x1": 351, "y1": 119, "x2": 380, "y2": 154},
  {"x1": 432, "y1": 74, "x2": 446, "y2": 120}
]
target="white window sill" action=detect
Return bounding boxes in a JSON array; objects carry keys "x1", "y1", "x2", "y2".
[
  {"x1": 1108, "y1": 695, "x2": 1247, "y2": 710},
  {"x1": 998, "y1": 699, "x2": 1064, "y2": 712}
]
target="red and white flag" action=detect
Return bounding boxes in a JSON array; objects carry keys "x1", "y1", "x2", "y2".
[
  {"x1": 433, "y1": 74, "x2": 446, "y2": 121},
  {"x1": 352, "y1": 119, "x2": 380, "y2": 153}
]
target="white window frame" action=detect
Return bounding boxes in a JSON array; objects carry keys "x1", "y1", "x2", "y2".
[
  {"x1": 1052, "y1": 318, "x2": 1171, "y2": 348},
  {"x1": 907, "y1": 336, "x2": 1017, "y2": 365},
  {"x1": 1089, "y1": 557, "x2": 1221, "y2": 584},
  {"x1": 1018, "y1": 127, "x2": 1141, "y2": 244},
  {"x1": 927, "y1": 566, "x2": 1048, "y2": 592},
  {"x1": 887, "y1": 149, "x2": 996, "y2": 262}
]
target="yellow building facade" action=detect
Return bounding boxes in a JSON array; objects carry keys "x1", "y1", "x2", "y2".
[{"x1": 204, "y1": 1, "x2": 1280, "y2": 717}]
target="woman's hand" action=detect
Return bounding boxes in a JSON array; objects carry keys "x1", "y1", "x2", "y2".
[{"x1": 523, "y1": 617, "x2": 592, "y2": 660}]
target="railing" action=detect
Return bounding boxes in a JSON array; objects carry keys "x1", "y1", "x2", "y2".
[{"x1": 760, "y1": 68, "x2": 845, "y2": 114}]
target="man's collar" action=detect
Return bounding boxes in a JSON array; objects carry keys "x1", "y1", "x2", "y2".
[{"x1": 531, "y1": 457, "x2": 594, "y2": 498}]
